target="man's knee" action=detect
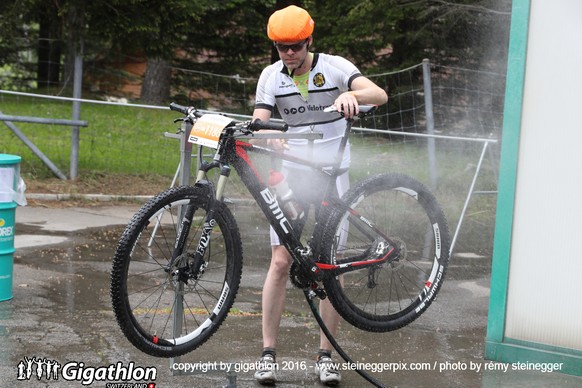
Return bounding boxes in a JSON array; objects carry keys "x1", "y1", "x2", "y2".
[{"x1": 270, "y1": 246, "x2": 292, "y2": 274}]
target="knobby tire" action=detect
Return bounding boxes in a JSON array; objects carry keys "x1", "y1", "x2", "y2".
[
  {"x1": 110, "y1": 185, "x2": 242, "y2": 357},
  {"x1": 322, "y1": 173, "x2": 450, "y2": 332}
]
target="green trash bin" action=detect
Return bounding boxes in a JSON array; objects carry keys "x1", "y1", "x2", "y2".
[{"x1": 0, "y1": 154, "x2": 22, "y2": 301}]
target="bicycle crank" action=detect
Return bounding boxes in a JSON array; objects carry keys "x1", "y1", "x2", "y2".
[{"x1": 289, "y1": 262, "x2": 327, "y2": 299}]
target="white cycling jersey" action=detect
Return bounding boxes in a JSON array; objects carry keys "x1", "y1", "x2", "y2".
[{"x1": 255, "y1": 53, "x2": 362, "y2": 169}]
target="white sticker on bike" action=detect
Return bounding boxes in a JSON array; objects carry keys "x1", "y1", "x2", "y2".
[
  {"x1": 188, "y1": 114, "x2": 233, "y2": 148},
  {"x1": 171, "y1": 282, "x2": 230, "y2": 345},
  {"x1": 260, "y1": 188, "x2": 292, "y2": 234}
]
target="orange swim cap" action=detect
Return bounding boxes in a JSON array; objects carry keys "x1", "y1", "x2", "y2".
[{"x1": 267, "y1": 5, "x2": 314, "y2": 42}]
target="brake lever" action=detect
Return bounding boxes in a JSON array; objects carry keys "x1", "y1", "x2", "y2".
[
  {"x1": 323, "y1": 104, "x2": 377, "y2": 119},
  {"x1": 324, "y1": 105, "x2": 355, "y2": 121},
  {"x1": 231, "y1": 121, "x2": 251, "y2": 135}
]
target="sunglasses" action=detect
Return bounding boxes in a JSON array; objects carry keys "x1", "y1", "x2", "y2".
[{"x1": 274, "y1": 39, "x2": 308, "y2": 53}]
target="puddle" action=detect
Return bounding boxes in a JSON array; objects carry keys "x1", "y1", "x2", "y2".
[{"x1": 15, "y1": 235, "x2": 69, "y2": 248}]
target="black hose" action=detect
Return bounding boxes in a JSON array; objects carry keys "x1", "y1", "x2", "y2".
[{"x1": 303, "y1": 290, "x2": 387, "y2": 388}]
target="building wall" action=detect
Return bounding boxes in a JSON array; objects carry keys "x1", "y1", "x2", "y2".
[
  {"x1": 485, "y1": 0, "x2": 582, "y2": 376},
  {"x1": 504, "y1": 0, "x2": 582, "y2": 350}
]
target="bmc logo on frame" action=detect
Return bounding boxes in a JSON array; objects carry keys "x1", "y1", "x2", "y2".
[{"x1": 16, "y1": 357, "x2": 157, "y2": 387}]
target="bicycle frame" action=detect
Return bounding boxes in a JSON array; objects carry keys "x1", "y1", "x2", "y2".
[
  {"x1": 187, "y1": 115, "x2": 397, "y2": 283},
  {"x1": 111, "y1": 104, "x2": 447, "y2": 383}
]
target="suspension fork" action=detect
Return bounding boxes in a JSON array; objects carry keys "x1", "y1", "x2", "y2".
[
  {"x1": 172, "y1": 163, "x2": 231, "y2": 268},
  {"x1": 168, "y1": 202, "x2": 205, "y2": 272},
  {"x1": 168, "y1": 177, "x2": 222, "y2": 273}
]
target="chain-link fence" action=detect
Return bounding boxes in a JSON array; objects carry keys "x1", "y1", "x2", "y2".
[
  {"x1": 0, "y1": 56, "x2": 506, "y2": 273},
  {"x1": 1, "y1": 60, "x2": 504, "y2": 177},
  {"x1": 2, "y1": 59, "x2": 503, "y2": 256}
]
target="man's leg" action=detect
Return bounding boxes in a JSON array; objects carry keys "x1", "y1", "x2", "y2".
[
  {"x1": 261, "y1": 245, "x2": 292, "y2": 348},
  {"x1": 316, "y1": 299, "x2": 343, "y2": 385},
  {"x1": 319, "y1": 169, "x2": 349, "y2": 350},
  {"x1": 319, "y1": 298, "x2": 340, "y2": 350},
  {"x1": 255, "y1": 245, "x2": 292, "y2": 385}
]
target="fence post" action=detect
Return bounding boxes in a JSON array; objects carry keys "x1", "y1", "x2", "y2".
[
  {"x1": 422, "y1": 59, "x2": 438, "y2": 187},
  {"x1": 179, "y1": 121, "x2": 193, "y2": 186},
  {"x1": 70, "y1": 40, "x2": 83, "y2": 179}
]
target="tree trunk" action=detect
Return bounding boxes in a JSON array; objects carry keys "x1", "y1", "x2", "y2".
[
  {"x1": 140, "y1": 58, "x2": 171, "y2": 105},
  {"x1": 37, "y1": 3, "x2": 61, "y2": 89}
]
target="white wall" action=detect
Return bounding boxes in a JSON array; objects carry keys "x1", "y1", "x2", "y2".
[{"x1": 504, "y1": 0, "x2": 582, "y2": 350}]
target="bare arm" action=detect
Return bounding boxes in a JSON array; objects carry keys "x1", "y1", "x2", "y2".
[
  {"x1": 349, "y1": 76, "x2": 388, "y2": 105},
  {"x1": 252, "y1": 107, "x2": 272, "y2": 123},
  {"x1": 333, "y1": 76, "x2": 388, "y2": 118}
]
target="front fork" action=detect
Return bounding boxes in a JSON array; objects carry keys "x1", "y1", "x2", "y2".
[
  {"x1": 171, "y1": 162, "x2": 231, "y2": 281},
  {"x1": 194, "y1": 163, "x2": 232, "y2": 254}
]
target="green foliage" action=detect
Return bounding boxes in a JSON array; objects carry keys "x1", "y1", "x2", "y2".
[
  {"x1": 178, "y1": 0, "x2": 275, "y2": 75},
  {"x1": 1, "y1": 0, "x2": 511, "y2": 97},
  {"x1": 86, "y1": 0, "x2": 208, "y2": 59},
  {"x1": 306, "y1": 0, "x2": 511, "y2": 72},
  {"x1": 306, "y1": 0, "x2": 392, "y2": 69}
]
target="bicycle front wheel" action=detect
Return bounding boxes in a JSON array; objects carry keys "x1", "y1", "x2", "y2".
[
  {"x1": 322, "y1": 173, "x2": 450, "y2": 332},
  {"x1": 110, "y1": 185, "x2": 242, "y2": 357}
]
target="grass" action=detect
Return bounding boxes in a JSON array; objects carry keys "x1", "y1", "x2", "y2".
[
  {"x1": 1, "y1": 94, "x2": 497, "y2": 185},
  {"x1": 1, "y1": 95, "x2": 180, "y2": 177}
]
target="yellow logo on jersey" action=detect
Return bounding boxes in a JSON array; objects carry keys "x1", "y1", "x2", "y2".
[{"x1": 313, "y1": 72, "x2": 325, "y2": 87}]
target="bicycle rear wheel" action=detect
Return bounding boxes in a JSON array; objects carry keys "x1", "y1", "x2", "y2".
[
  {"x1": 322, "y1": 173, "x2": 450, "y2": 332},
  {"x1": 110, "y1": 185, "x2": 242, "y2": 357}
]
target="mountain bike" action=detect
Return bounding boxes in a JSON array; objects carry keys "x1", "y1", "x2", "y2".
[{"x1": 110, "y1": 102, "x2": 450, "y2": 359}]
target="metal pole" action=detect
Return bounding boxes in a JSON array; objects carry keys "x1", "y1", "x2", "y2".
[
  {"x1": 0, "y1": 112, "x2": 67, "y2": 180},
  {"x1": 170, "y1": 121, "x2": 193, "y2": 372},
  {"x1": 449, "y1": 141, "x2": 490, "y2": 256},
  {"x1": 179, "y1": 121, "x2": 193, "y2": 186},
  {"x1": 0, "y1": 115, "x2": 87, "y2": 127},
  {"x1": 70, "y1": 40, "x2": 83, "y2": 179},
  {"x1": 422, "y1": 59, "x2": 438, "y2": 187}
]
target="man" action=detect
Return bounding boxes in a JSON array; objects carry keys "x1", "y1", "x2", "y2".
[{"x1": 252, "y1": 5, "x2": 388, "y2": 386}]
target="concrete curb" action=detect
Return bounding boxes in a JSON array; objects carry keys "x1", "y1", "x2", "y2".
[
  {"x1": 26, "y1": 193, "x2": 154, "y2": 202},
  {"x1": 25, "y1": 193, "x2": 256, "y2": 206}
]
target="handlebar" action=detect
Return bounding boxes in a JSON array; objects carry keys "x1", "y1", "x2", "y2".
[
  {"x1": 170, "y1": 102, "x2": 203, "y2": 118},
  {"x1": 169, "y1": 102, "x2": 288, "y2": 132},
  {"x1": 323, "y1": 104, "x2": 377, "y2": 118},
  {"x1": 249, "y1": 119, "x2": 288, "y2": 132}
]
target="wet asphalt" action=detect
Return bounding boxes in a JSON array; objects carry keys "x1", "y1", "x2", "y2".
[{"x1": 1, "y1": 202, "x2": 580, "y2": 388}]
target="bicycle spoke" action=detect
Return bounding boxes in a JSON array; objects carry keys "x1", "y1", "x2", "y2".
[
  {"x1": 111, "y1": 186, "x2": 242, "y2": 357},
  {"x1": 322, "y1": 174, "x2": 450, "y2": 332}
]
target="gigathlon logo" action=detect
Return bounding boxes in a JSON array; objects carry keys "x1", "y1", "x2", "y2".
[{"x1": 16, "y1": 357, "x2": 157, "y2": 387}]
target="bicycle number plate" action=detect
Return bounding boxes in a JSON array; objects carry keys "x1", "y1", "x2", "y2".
[{"x1": 188, "y1": 114, "x2": 232, "y2": 149}]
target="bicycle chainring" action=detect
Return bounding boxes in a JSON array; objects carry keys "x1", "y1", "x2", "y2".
[{"x1": 289, "y1": 262, "x2": 312, "y2": 289}]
